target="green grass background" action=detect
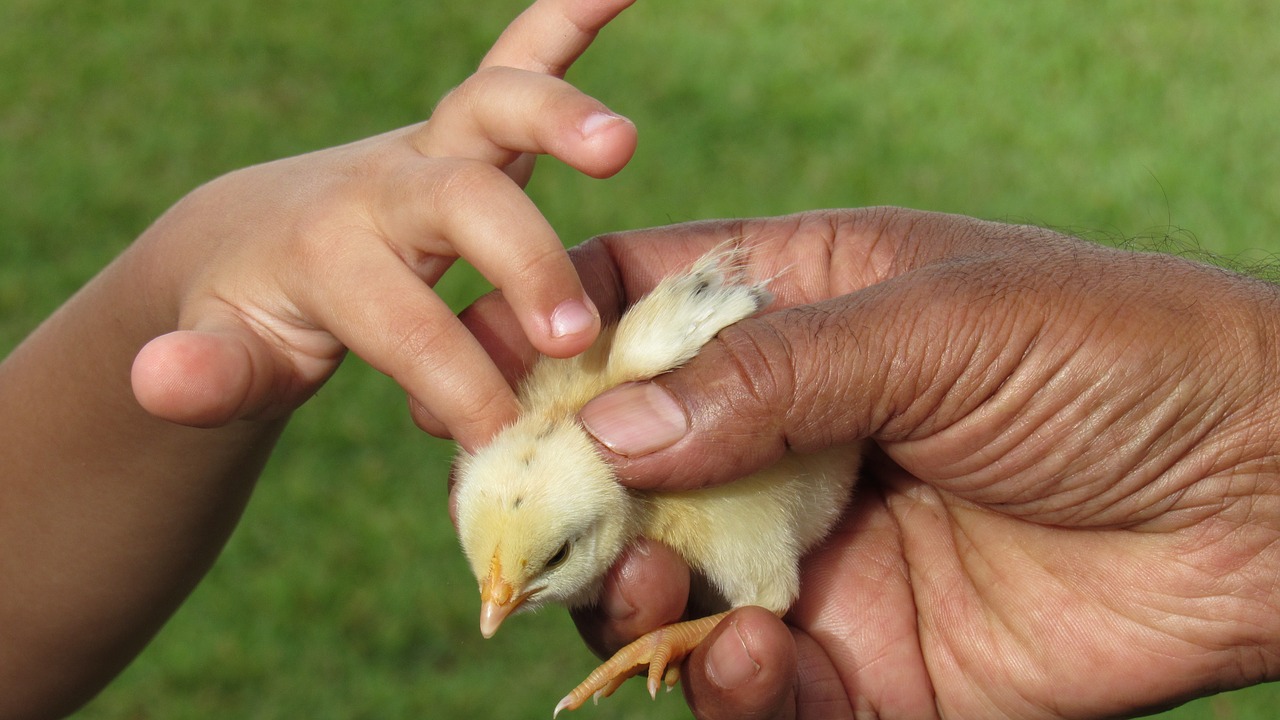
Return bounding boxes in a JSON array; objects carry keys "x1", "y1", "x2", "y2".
[{"x1": 3, "y1": 0, "x2": 1278, "y2": 717}]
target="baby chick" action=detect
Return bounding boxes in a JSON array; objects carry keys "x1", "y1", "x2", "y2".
[{"x1": 452, "y1": 245, "x2": 861, "y2": 715}]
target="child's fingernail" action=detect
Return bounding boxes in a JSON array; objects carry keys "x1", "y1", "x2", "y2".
[
  {"x1": 706, "y1": 620, "x2": 759, "y2": 690},
  {"x1": 580, "y1": 382, "x2": 687, "y2": 457},
  {"x1": 550, "y1": 298, "x2": 597, "y2": 339},
  {"x1": 579, "y1": 112, "x2": 630, "y2": 139}
]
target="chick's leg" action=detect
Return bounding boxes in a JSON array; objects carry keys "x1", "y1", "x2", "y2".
[{"x1": 554, "y1": 611, "x2": 731, "y2": 716}]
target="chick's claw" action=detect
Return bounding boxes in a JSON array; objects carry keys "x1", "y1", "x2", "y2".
[
  {"x1": 661, "y1": 663, "x2": 681, "y2": 692},
  {"x1": 552, "y1": 611, "x2": 730, "y2": 716}
]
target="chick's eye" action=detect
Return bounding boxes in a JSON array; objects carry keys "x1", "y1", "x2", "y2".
[{"x1": 545, "y1": 542, "x2": 571, "y2": 570}]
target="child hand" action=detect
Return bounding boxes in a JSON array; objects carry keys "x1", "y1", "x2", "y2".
[{"x1": 129, "y1": 0, "x2": 638, "y2": 449}]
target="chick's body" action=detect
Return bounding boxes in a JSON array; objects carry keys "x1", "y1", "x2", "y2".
[
  {"x1": 644, "y1": 449, "x2": 857, "y2": 613},
  {"x1": 453, "y1": 247, "x2": 860, "y2": 712}
]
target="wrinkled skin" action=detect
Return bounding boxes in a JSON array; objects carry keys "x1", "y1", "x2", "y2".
[{"x1": 459, "y1": 207, "x2": 1280, "y2": 719}]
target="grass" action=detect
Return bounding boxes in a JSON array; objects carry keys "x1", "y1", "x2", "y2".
[{"x1": 2, "y1": 0, "x2": 1278, "y2": 717}]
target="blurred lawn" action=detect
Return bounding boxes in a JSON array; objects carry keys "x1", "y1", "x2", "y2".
[{"x1": 2, "y1": 0, "x2": 1278, "y2": 718}]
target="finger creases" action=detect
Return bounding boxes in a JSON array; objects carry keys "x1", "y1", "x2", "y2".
[{"x1": 299, "y1": 249, "x2": 519, "y2": 449}]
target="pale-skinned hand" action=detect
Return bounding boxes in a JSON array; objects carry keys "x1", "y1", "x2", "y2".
[
  {"x1": 459, "y1": 207, "x2": 1280, "y2": 719},
  {"x1": 0, "y1": 2, "x2": 639, "y2": 715},
  {"x1": 129, "y1": 0, "x2": 639, "y2": 450}
]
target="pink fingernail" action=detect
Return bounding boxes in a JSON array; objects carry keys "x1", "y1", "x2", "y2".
[
  {"x1": 580, "y1": 382, "x2": 688, "y2": 457},
  {"x1": 579, "y1": 112, "x2": 629, "y2": 138},
  {"x1": 550, "y1": 298, "x2": 597, "y2": 339},
  {"x1": 706, "y1": 620, "x2": 759, "y2": 690}
]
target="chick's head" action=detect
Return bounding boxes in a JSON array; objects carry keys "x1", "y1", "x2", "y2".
[{"x1": 454, "y1": 417, "x2": 631, "y2": 638}]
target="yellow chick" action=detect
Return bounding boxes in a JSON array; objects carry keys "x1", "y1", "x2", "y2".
[{"x1": 452, "y1": 245, "x2": 861, "y2": 715}]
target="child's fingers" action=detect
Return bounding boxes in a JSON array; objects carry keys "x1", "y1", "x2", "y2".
[
  {"x1": 298, "y1": 244, "x2": 521, "y2": 450},
  {"x1": 481, "y1": 0, "x2": 638, "y2": 76},
  {"x1": 417, "y1": 0, "x2": 639, "y2": 178},
  {"x1": 375, "y1": 155, "x2": 601, "y2": 358},
  {"x1": 417, "y1": 67, "x2": 636, "y2": 179},
  {"x1": 413, "y1": 289, "x2": 540, "y2": 438}
]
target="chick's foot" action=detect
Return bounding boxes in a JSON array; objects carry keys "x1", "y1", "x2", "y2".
[{"x1": 553, "y1": 611, "x2": 731, "y2": 716}]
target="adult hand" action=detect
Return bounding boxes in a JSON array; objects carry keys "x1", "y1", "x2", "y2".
[{"x1": 462, "y1": 207, "x2": 1280, "y2": 718}]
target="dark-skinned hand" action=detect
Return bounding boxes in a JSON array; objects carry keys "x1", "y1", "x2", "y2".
[{"x1": 459, "y1": 207, "x2": 1280, "y2": 719}]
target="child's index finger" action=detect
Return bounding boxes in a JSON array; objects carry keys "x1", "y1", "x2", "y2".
[{"x1": 480, "y1": 0, "x2": 638, "y2": 77}]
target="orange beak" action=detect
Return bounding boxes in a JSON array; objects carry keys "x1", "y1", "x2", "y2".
[{"x1": 479, "y1": 555, "x2": 535, "y2": 638}]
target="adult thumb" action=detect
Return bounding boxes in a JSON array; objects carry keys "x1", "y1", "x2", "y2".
[
  {"x1": 576, "y1": 289, "x2": 904, "y2": 492},
  {"x1": 576, "y1": 254, "x2": 1027, "y2": 493}
]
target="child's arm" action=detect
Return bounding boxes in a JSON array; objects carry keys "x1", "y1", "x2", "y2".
[{"x1": 0, "y1": 0, "x2": 636, "y2": 715}]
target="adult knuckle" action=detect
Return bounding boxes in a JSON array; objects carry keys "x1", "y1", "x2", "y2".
[
  {"x1": 779, "y1": 305, "x2": 864, "y2": 450},
  {"x1": 708, "y1": 319, "x2": 798, "y2": 431}
]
